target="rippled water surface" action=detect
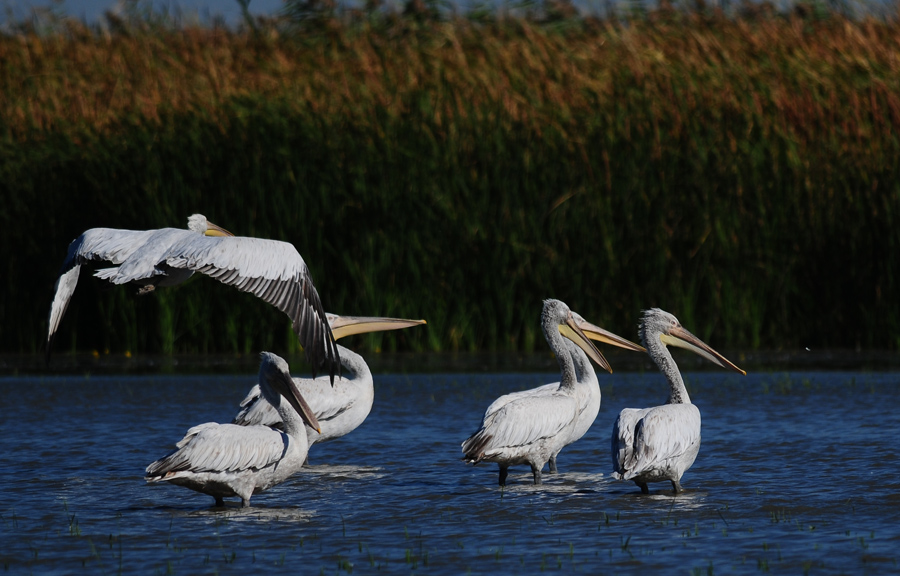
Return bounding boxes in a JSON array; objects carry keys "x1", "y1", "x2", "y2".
[{"x1": 2, "y1": 369, "x2": 899, "y2": 574}]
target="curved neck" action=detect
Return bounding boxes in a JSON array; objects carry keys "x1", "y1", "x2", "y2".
[
  {"x1": 565, "y1": 339, "x2": 595, "y2": 384},
  {"x1": 544, "y1": 321, "x2": 577, "y2": 392},
  {"x1": 645, "y1": 334, "x2": 691, "y2": 404},
  {"x1": 260, "y1": 378, "x2": 309, "y2": 439},
  {"x1": 337, "y1": 344, "x2": 370, "y2": 383}
]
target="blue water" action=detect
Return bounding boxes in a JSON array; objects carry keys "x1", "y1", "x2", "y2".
[{"x1": 1, "y1": 369, "x2": 898, "y2": 574}]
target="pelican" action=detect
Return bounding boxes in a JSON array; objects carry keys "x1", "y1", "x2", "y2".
[
  {"x1": 462, "y1": 299, "x2": 617, "y2": 486},
  {"x1": 611, "y1": 308, "x2": 746, "y2": 494},
  {"x1": 145, "y1": 352, "x2": 321, "y2": 507},
  {"x1": 233, "y1": 314, "x2": 426, "y2": 446},
  {"x1": 46, "y1": 214, "x2": 340, "y2": 381},
  {"x1": 478, "y1": 313, "x2": 645, "y2": 474}
]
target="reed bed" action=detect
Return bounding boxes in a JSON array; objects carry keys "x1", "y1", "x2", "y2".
[{"x1": 3, "y1": 6, "x2": 899, "y2": 358}]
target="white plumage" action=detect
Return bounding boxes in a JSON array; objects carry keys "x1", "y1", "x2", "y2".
[
  {"x1": 232, "y1": 314, "x2": 426, "y2": 447},
  {"x1": 462, "y1": 299, "x2": 615, "y2": 486},
  {"x1": 611, "y1": 308, "x2": 746, "y2": 494},
  {"x1": 46, "y1": 214, "x2": 340, "y2": 380},
  {"x1": 478, "y1": 313, "x2": 644, "y2": 473},
  {"x1": 145, "y1": 352, "x2": 321, "y2": 507}
]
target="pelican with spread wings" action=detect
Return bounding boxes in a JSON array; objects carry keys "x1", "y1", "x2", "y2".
[{"x1": 46, "y1": 214, "x2": 340, "y2": 380}]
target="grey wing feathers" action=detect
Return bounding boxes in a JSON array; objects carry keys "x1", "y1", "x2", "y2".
[
  {"x1": 483, "y1": 382, "x2": 559, "y2": 419},
  {"x1": 145, "y1": 423, "x2": 288, "y2": 478},
  {"x1": 164, "y1": 236, "x2": 340, "y2": 381},
  {"x1": 611, "y1": 408, "x2": 647, "y2": 479},
  {"x1": 233, "y1": 385, "x2": 283, "y2": 429},
  {"x1": 613, "y1": 406, "x2": 700, "y2": 481},
  {"x1": 46, "y1": 228, "x2": 159, "y2": 357},
  {"x1": 463, "y1": 396, "x2": 575, "y2": 462}
]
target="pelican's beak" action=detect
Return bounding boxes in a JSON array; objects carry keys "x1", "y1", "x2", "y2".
[
  {"x1": 328, "y1": 315, "x2": 426, "y2": 340},
  {"x1": 576, "y1": 318, "x2": 646, "y2": 353},
  {"x1": 559, "y1": 313, "x2": 613, "y2": 373},
  {"x1": 271, "y1": 368, "x2": 322, "y2": 433},
  {"x1": 204, "y1": 221, "x2": 234, "y2": 237},
  {"x1": 661, "y1": 326, "x2": 746, "y2": 375}
]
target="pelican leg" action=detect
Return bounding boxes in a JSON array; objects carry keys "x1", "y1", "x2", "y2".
[
  {"x1": 499, "y1": 466, "x2": 509, "y2": 486},
  {"x1": 671, "y1": 480, "x2": 684, "y2": 494},
  {"x1": 549, "y1": 455, "x2": 558, "y2": 474},
  {"x1": 214, "y1": 496, "x2": 224, "y2": 507},
  {"x1": 636, "y1": 481, "x2": 649, "y2": 494},
  {"x1": 532, "y1": 465, "x2": 542, "y2": 485},
  {"x1": 241, "y1": 497, "x2": 251, "y2": 508}
]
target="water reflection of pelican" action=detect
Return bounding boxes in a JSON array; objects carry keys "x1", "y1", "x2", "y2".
[
  {"x1": 145, "y1": 352, "x2": 320, "y2": 507},
  {"x1": 46, "y1": 214, "x2": 340, "y2": 381},
  {"x1": 233, "y1": 314, "x2": 426, "y2": 448},
  {"x1": 475, "y1": 313, "x2": 644, "y2": 474},
  {"x1": 462, "y1": 299, "x2": 624, "y2": 486},
  {"x1": 611, "y1": 308, "x2": 745, "y2": 494}
]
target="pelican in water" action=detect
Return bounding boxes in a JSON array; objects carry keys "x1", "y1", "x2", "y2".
[
  {"x1": 233, "y1": 314, "x2": 426, "y2": 446},
  {"x1": 462, "y1": 299, "x2": 620, "y2": 486},
  {"x1": 46, "y1": 214, "x2": 340, "y2": 380},
  {"x1": 145, "y1": 352, "x2": 321, "y2": 507},
  {"x1": 477, "y1": 313, "x2": 645, "y2": 474},
  {"x1": 611, "y1": 308, "x2": 746, "y2": 494}
]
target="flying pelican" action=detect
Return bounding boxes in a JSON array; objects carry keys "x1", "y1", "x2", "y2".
[
  {"x1": 462, "y1": 299, "x2": 617, "y2": 486},
  {"x1": 611, "y1": 308, "x2": 746, "y2": 494},
  {"x1": 232, "y1": 314, "x2": 426, "y2": 446},
  {"x1": 46, "y1": 214, "x2": 340, "y2": 381},
  {"x1": 145, "y1": 352, "x2": 321, "y2": 507},
  {"x1": 478, "y1": 313, "x2": 645, "y2": 474}
]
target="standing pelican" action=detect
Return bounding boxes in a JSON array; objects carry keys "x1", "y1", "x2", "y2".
[
  {"x1": 478, "y1": 313, "x2": 645, "y2": 474},
  {"x1": 46, "y1": 214, "x2": 340, "y2": 381},
  {"x1": 233, "y1": 314, "x2": 426, "y2": 446},
  {"x1": 145, "y1": 352, "x2": 321, "y2": 507},
  {"x1": 462, "y1": 299, "x2": 615, "y2": 486},
  {"x1": 611, "y1": 308, "x2": 746, "y2": 494}
]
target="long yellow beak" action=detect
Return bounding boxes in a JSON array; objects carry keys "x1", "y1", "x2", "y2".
[
  {"x1": 204, "y1": 221, "x2": 234, "y2": 237},
  {"x1": 661, "y1": 326, "x2": 746, "y2": 375},
  {"x1": 559, "y1": 313, "x2": 612, "y2": 373},
  {"x1": 328, "y1": 315, "x2": 426, "y2": 340},
  {"x1": 576, "y1": 319, "x2": 646, "y2": 353}
]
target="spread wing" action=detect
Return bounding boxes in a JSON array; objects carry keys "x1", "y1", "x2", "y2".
[
  {"x1": 163, "y1": 235, "x2": 340, "y2": 381},
  {"x1": 145, "y1": 422, "x2": 290, "y2": 477},
  {"x1": 47, "y1": 228, "x2": 160, "y2": 356}
]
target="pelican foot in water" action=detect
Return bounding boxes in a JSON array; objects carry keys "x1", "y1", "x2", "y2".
[
  {"x1": 637, "y1": 482, "x2": 649, "y2": 494},
  {"x1": 532, "y1": 466, "x2": 542, "y2": 485},
  {"x1": 499, "y1": 466, "x2": 509, "y2": 486},
  {"x1": 548, "y1": 456, "x2": 558, "y2": 474},
  {"x1": 671, "y1": 480, "x2": 684, "y2": 493},
  {"x1": 215, "y1": 496, "x2": 224, "y2": 507}
]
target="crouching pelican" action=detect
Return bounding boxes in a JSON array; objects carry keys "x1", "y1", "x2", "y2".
[
  {"x1": 611, "y1": 308, "x2": 746, "y2": 494},
  {"x1": 477, "y1": 312, "x2": 645, "y2": 474},
  {"x1": 47, "y1": 214, "x2": 340, "y2": 381},
  {"x1": 145, "y1": 352, "x2": 321, "y2": 507},
  {"x1": 462, "y1": 299, "x2": 621, "y2": 486},
  {"x1": 233, "y1": 314, "x2": 426, "y2": 447}
]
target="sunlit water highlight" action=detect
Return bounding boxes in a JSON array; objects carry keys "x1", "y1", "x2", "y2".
[{"x1": 1, "y1": 370, "x2": 898, "y2": 574}]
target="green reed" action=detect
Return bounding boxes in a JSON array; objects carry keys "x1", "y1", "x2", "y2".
[{"x1": 3, "y1": 6, "x2": 899, "y2": 357}]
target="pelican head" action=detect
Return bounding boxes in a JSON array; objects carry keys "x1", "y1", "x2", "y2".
[
  {"x1": 543, "y1": 299, "x2": 612, "y2": 373},
  {"x1": 325, "y1": 313, "x2": 426, "y2": 340},
  {"x1": 571, "y1": 312, "x2": 646, "y2": 354},
  {"x1": 639, "y1": 308, "x2": 745, "y2": 375},
  {"x1": 258, "y1": 352, "x2": 322, "y2": 432},
  {"x1": 187, "y1": 214, "x2": 234, "y2": 237}
]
